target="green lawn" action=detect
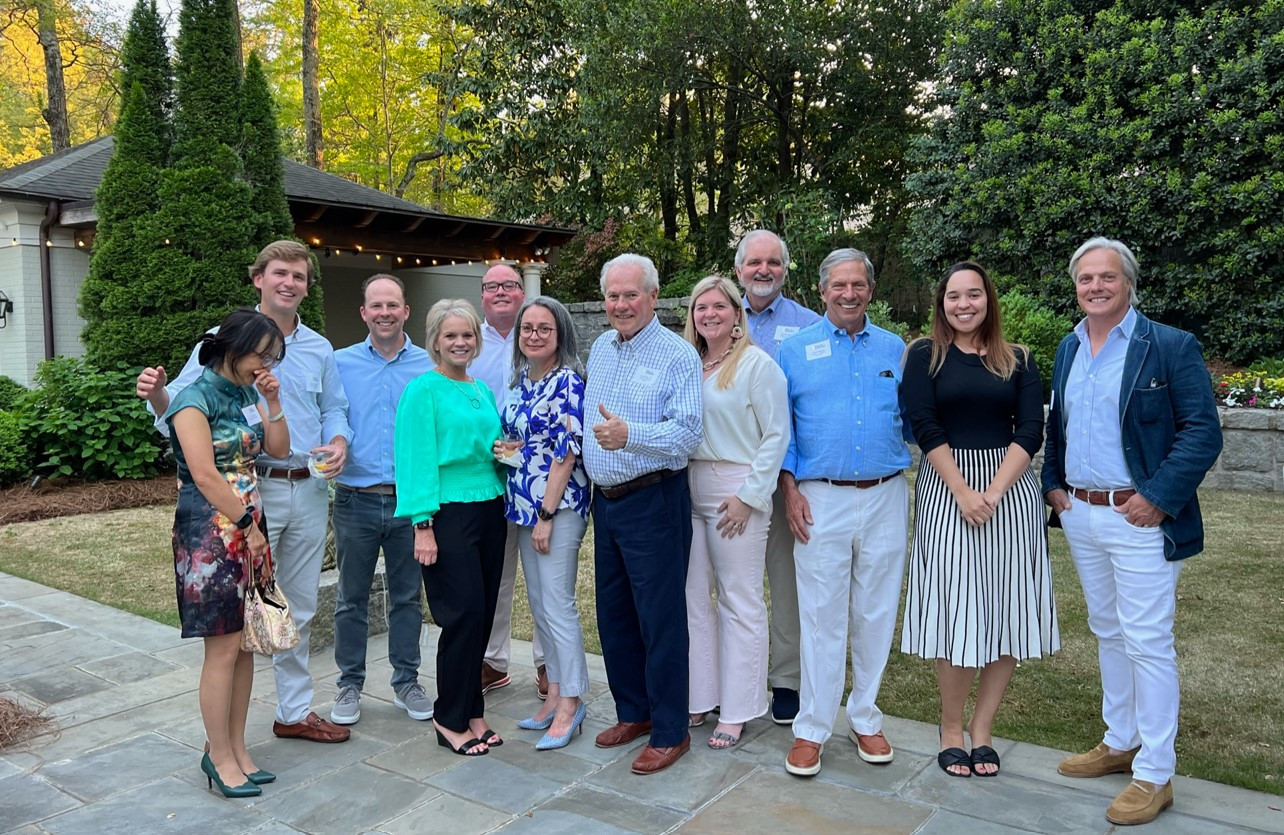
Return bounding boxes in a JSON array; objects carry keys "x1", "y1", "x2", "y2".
[{"x1": 2, "y1": 486, "x2": 1281, "y2": 794}]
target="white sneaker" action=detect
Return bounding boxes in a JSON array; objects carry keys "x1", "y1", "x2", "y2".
[
  {"x1": 394, "y1": 682, "x2": 434, "y2": 721},
  {"x1": 331, "y1": 685, "x2": 361, "y2": 725}
]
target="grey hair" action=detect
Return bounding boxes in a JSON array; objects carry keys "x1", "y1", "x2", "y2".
[
  {"x1": 509, "y1": 296, "x2": 583, "y2": 386},
  {"x1": 734, "y1": 230, "x2": 790, "y2": 278},
  {"x1": 817, "y1": 248, "x2": 875, "y2": 290},
  {"x1": 599, "y1": 253, "x2": 660, "y2": 295},
  {"x1": 424, "y1": 298, "x2": 483, "y2": 364},
  {"x1": 1069, "y1": 237, "x2": 1140, "y2": 306}
]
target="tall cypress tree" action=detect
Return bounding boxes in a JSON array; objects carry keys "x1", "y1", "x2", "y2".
[{"x1": 118, "y1": 0, "x2": 172, "y2": 161}]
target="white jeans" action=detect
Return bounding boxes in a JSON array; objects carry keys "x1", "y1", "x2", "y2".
[
  {"x1": 792, "y1": 477, "x2": 909, "y2": 744},
  {"x1": 486, "y1": 521, "x2": 544, "y2": 671},
  {"x1": 1059, "y1": 495, "x2": 1182, "y2": 785},
  {"x1": 257, "y1": 476, "x2": 330, "y2": 725},
  {"x1": 686, "y1": 461, "x2": 770, "y2": 724}
]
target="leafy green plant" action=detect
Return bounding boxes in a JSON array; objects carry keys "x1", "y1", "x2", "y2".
[
  {"x1": 0, "y1": 410, "x2": 33, "y2": 486},
  {"x1": 1214, "y1": 372, "x2": 1284, "y2": 410},
  {"x1": 19, "y1": 357, "x2": 164, "y2": 480},
  {"x1": 0, "y1": 376, "x2": 27, "y2": 411},
  {"x1": 1000, "y1": 291, "x2": 1073, "y2": 398}
]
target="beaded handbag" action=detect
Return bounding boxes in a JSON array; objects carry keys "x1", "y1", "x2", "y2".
[{"x1": 241, "y1": 551, "x2": 300, "y2": 655}]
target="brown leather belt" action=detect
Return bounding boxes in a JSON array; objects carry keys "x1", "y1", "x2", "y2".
[
  {"x1": 598, "y1": 468, "x2": 685, "y2": 500},
  {"x1": 819, "y1": 471, "x2": 902, "y2": 489},
  {"x1": 1070, "y1": 487, "x2": 1137, "y2": 507},
  {"x1": 349, "y1": 484, "x2": 396, "y2": 495},
  {"x1": 255, "y1": 465, "x2": 311, "y2": 481}
]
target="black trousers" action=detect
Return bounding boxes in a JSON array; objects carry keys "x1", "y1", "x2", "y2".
[{"x1": 421, "y1": 497, "x2": 506, "y2": 733}]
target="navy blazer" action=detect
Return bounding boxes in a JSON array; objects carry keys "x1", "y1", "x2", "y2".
[{"x1": 1041, "y1": 312, "x2": 1223, "y2": 560}]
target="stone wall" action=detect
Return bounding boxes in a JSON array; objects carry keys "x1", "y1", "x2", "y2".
[{"x1": 1204, "y1": 408, "x2": 1284, "y2": 492}]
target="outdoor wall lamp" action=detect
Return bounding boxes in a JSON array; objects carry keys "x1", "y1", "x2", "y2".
[{"x1": 0, "y1": 290, "x2": 13, "y2": 328}]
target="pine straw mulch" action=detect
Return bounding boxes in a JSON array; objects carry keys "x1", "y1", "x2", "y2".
[
  {"x1": 0, "y1": 473, "x2": 176, "y2": 526},
  {"x1": 0, "y1": 696, "x2": 55, "y2": 751}
]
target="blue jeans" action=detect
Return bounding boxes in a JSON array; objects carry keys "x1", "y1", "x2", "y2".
[{"x1": 333, "y1": 485, "x2": 422, "y2": 691}]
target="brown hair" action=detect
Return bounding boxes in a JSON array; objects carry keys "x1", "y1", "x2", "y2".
[
  {"x1": 361, "y1": 273, "x2": 405, "y2": 301},
  {"x1": 683, "y1": 275, "x2": 755, "y2": 389},
  {"x1": 248, "y1": 240, "x2": 316, "y2": 286},
  {"x1": 920, "y1": 261, "x2": 1023, "y2": 380}
]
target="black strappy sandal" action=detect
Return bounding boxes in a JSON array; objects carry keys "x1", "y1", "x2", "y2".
[{"x1": 970, "y1": 745, "x2": 1001, "y2": 777}]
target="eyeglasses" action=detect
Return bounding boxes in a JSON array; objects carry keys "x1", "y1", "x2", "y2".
[
  {"x1": 482, "y1": 281, "x2": 522, "y2": 293},
  {"x1": 520, "y1": 324, "x2": 555, "y2": 338},
  {"x1": 258, "y1": 352, "x2": 282, "y2": 369}
]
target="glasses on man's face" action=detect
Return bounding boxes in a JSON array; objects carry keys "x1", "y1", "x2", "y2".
[
  {"x1": 482, "y1": 281, "x2": 522, "y2": 293},
  {"x1": 520, "y1": 324, "x2": 555, "y2": 338}
]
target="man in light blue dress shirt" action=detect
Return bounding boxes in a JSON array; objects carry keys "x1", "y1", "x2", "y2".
[
  {"x1": 137, "y1": 241, "x2": 354, "y2": 743},
  {"x1": 583, "y1": 253, "x2": 703, "y2": 775},
  {"x1": 1043, "y1": 238, "x2": 1221, "y2": 826},
  {"x1": 329, "y1": 274, "x2": 433, "y2": 727},
  {"x1": 734, "y1": 229, "x2": 821, "y2": 725},
  {"x1": 775, "y1": 248, "x2": 912, "y2": 778}
]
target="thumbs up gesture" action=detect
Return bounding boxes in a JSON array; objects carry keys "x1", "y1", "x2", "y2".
[{"x1": 593, "y1": 403, "x2": 629, "y2": 450}]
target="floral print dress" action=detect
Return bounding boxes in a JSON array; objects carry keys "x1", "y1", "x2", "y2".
[
  {"x1": 164, "y1": 368, "x2": 270, "y2": 638},
  {"x1": 500, "y1": 366, "x2": 591, "y2": 525}
]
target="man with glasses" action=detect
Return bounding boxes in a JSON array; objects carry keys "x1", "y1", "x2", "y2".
[
  {"x1": 469, "y1": 263, "x2": 547, "y2": 698},
  {"x1": 136, "y1": 240, "x2": 354, "y2": 744}
]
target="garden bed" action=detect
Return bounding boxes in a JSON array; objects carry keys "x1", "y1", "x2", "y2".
[{"x1": 0, "y1": 472, "x2": 175, "y2": 525}]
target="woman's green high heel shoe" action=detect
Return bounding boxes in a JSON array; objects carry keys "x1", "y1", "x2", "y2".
[
  {"x1": 201, "y1": 752, "x2": 261, "y2": 798},
  {"x1": 243, "y1": 768, "x2": 276, "y2": 785}
]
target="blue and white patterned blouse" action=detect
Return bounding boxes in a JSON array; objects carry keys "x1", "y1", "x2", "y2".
[{"x1": 501, "y1": 366, "x2": 591, "y2": 525}]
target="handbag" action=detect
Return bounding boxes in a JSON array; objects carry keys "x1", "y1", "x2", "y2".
[{"x1": 241, "y1": 550, "x2": 300, "y2": 655}]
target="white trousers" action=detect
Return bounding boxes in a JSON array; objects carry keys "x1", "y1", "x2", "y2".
[
  {"x1": 1058, "y1": 495, "x2": 1182, "y2": 785},
  {"x1": 792, "y1": 477, "x2": 909, "y2": 744},
  {"x1": 486, "y1": 521, "x2": 544, "y2": 671},
  {"x1": 686, "y1": 461, "x2": 770, "y2": 724},
  {"x1": 257, "y1": 476, "x2": 330, "y2": 725}
]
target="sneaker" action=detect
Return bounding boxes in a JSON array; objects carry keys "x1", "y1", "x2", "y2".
[
  {"x1": 331, "y1": 685, "x2": 361, "y2": 725},
  {"x1": 771, "y1": 688, "x2": 799, "y2": 725},
  {"x1": 393, "y1": 682, "x2": 434, "y2": 721},
  {"x1": 481, "y1": 662, "x2": 512, "y2": 695}
]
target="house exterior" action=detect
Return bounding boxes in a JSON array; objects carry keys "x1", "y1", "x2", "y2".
[{"x1": 0, "y1": 138, "x2": 575, "y2": 385}]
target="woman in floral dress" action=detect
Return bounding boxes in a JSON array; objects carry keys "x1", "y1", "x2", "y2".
[{"x1": 164, "y1": 308, "x2": 290, "y2": 797}]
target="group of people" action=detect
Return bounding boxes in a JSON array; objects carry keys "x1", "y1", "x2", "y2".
[{"x1": 138, "y1": 230, "x2": 1221, "y2": 828}]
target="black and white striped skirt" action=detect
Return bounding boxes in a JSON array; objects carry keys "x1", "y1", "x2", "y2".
[{"x1": 900, "y1": 447, "x2": 1060, "y2": 667}]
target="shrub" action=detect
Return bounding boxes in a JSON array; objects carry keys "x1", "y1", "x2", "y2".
[
  {"x1": 868, "y1": 300, "x2": 910, "y2": 343},
  {"x1": 1000, "y1": 291, "x2": 1073, "y2": 399},
  {"x1": 20, "y1": 357, "x2": 164, "y2": 480},
  {"x1": 0, "y1": 410, "x2": 32, "y2": 486},
  {"x1": 0, "y1": 376, "x2": 27, "y2": 411}
]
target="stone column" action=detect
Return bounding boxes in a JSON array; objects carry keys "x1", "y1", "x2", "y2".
[{"x1": 520, "y1": 261, "x2": 547, "y2": 298}]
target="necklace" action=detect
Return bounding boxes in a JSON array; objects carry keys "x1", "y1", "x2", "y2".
[
  {"x1": 436, "y1": 369, "x2": 481, "y2": 408},
  {"x1": 702, "y1": 345, "x2": 733, "y2": 371}
]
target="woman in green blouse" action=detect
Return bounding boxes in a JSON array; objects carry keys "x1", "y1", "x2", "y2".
[{"x1": 394, "y1": 299, "x2": 507, "y2": 756}]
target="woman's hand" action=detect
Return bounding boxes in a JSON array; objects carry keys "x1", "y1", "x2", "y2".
[
  {"x1": 414, "y1": 527, "x2": 438, "y2": 566},
  {"x1": 715, "y1": 496, "x2": 752, "y2": 539},
  {"x1": 954, "y1": 486, "x2": 995, "y2": 527},
  {"x1": 246, "y1": 524, "x2": 271, "y2": 584},
  {"x1": 492, "y1": 440, "x2": 507, "y2": 462},
  {"x1": 253, "y1": 368, "x2": 282, "y2": 406},
  {"x1": 532, "y1": 518, "x2": 553, "y2": 554}
]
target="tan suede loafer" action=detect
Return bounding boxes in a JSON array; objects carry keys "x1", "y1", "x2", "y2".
[
  {"x1": 1106, "y1": 779, "x2": 1173, "y2": 825},
  {"x1": 1057, "y1": 742, "x2": 1140, "y2": 777},
  {"x1": 785, "y1": 738, "x2": 823, "y2": 777}
]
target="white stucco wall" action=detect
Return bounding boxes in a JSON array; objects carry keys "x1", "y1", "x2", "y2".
[{"x1": 0, "y1": 199, "x2": 54, "y2": 387}]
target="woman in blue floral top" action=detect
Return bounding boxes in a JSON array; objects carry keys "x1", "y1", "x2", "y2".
[{"x1": 495, "y1": 296, "x2": 592, "y2": 750}]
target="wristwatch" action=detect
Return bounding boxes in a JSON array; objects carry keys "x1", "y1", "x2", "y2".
[
  {"x1": 536, "y1": 506, "x2": 557, "y2": 522},
  {"x1": 415, "y1": 518, "x2": 433, "y2": 530},
  {"x1": 236, "y1": 506, "x2": 256, "y2": 529}
]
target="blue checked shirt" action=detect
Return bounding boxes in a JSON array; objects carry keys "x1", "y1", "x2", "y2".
[
  {"x1": 743, "y1": 294, "x2": 821, "y2": 358},
  {"x1": 334, "y1": 335, "x2": 431, "y2": 488},
  {"x1": 777, "y1": 314, "x2": 911, "y2": 481},
  {"x1": 1063, "y1": 306, "x2": 1136, "y2": 489},
  {"x1": 582, "y1": 315, "x2": 703, "y2": 487},
  {"x1": 151, "y1": 313, "x2": 352, "y2": 467}
]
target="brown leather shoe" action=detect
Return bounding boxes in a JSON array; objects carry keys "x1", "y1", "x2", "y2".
[
  {"x1": 785, "y1": 738, "x2": 823, "y2": 776},
  {"x1": 850, "y1": 729, "x2": 894, "y2": 763},
  {"x1": 481, "y1": 662, "x2": 511, "y2": 695},
  {"x1": 1106, "y1": 779, "x2": 1173, "y2": 825},
  {"x1": 273, "y1": 711, "x2": 351, "y2": 743},
  {"x1": 1057, "y1": 742, "x2": 1140, "y2": 778},
  {"x1": 631, "y1": 735, "x2": 690, "y2": 774},
  {"x1": 595, "y1": 720, "x2": 652, "y2": 748},
  {"x1": 536, "y1": 664, "x2": 549, "y2": 700}
]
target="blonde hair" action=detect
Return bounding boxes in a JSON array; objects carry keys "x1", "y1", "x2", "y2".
[
  {"x1": 248, "y1": 240, "x2": 315, "y2": 285},
  {"x1": 683, "y1": 275, "x2": 754, "y2": 389},
  {"x1": 424, "y1": 299, "x2": 483, "y2": 364}
]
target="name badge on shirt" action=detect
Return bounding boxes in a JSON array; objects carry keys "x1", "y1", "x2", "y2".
[
  {"x1": 774, "y1": 325, "x2": 800, "y2": 342},
  {"x1": 805, "y1": 340, "x2": 832, "y2": 361},
  {"x1": 242, "y1": 405, "x2": 263, "y2": 426},
  {"x1": 635, "y1": 367, "x2": 660, "y2": 387}
]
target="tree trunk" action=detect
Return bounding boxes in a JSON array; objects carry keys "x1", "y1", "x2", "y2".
[
  {"x1": 302, "y1": 0, "x2": 323, "y2": 168},
  {"x1": 34, "y1": 0, "x2": 70, "y2": 151}
]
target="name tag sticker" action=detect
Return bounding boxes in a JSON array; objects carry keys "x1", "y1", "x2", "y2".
[
  {"x1": 242, "y1": 405, "x2": 263, "y2": 426},
  {"x1": 805, "y1": 340, "x2": 832, "y2": 361},
  {"x1": 774, "y1": 325, "x2": 800, "y2": 341},
  {"x1": 635, "y1": 367, "x2": 660, "y2": 386}
]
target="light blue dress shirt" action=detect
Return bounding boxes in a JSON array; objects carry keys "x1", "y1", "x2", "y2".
[
  {"x1": 777, "y1": 314, "x2": 911, "y2": 481},
  {"x1": 470, "y1": 320, "x2": 516, "y2": 411},
  {"x1": 1063, "y1": 306, "x2": 1137, "y2": 489},
  {"x1": 334, "y1": 335, "x2": 431, "y2": 488},
  {"x1": 151, "y1": 313, "x2": 352, "y2": 468},
  {"x1": 582, "y1": 315, "x2": 703, "y2": 487},
  {"x1": 743, "y1": 294, "x2": 821, "y2": 359}
]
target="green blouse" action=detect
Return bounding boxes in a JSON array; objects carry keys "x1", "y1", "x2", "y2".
[{"x1": 393, "y1": 370, "x2": 505, "y2": 525}]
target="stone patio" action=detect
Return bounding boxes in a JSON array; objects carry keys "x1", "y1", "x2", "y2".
[{"x1": 2, "y1": 570, "x2": 1282, "y2": 834}]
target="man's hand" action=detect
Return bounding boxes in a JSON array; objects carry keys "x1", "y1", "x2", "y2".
[
  {"x1": 1116, "y1": 492, "x2": 1165, "y2": 528},
  {"x1": 136, "y1": 365, "x2": 168, "y2": 412},
  {"x1": 781, "y1": 478, "x2": 813, "y2": 544},
  {"x1": 312, "y1": 438, "x2": 347, "y2": 480},
  {"x1": 413, "y1": 527, "x2": 438, "y2": 565},
  {"x1": 1045, "y1": 488, "x2": 1072, "y2": 514},
  {"x1": 593, "y1": 404, "x2": 629, "y2": 450}
]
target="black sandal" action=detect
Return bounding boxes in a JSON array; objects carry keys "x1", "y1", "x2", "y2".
[
  {"x1": 937, "y1": 747, "x2": 972, "y2": 778},
  {"x1": 436, "y1": 729, "x2": 488, "y2": 756},
  {"x1": 970, "y1": 745, "x2": 1000, "y2": 777},
  {"x1": 478, "y1": 728, "x2": 503, "y2": 747}
]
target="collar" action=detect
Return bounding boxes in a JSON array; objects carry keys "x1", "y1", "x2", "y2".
[
  {"x1": 254, "y1": 304, "x2": 303, "y2": 341},
  {"x1": 483, "y1": 319, "x2": 516, "y2": 343},
  {"x1": 1074, "y1": 305, "x2": 1137, "y2": 345},
  {"x1": 363, "y1": 333, "x2": 411, "y2": 361},
  {"x1": 613, "y1": 313, "x2": 661, "y2": 347},
  {"x1": 824, "y1": 312, "x2": 870, "y2": 341},
  {"x1": 743, "y1": 292, "x2": 785, "y2": 317},
  {"x1": 200, "y1": 366, "x2": 251, "y2": 398}
]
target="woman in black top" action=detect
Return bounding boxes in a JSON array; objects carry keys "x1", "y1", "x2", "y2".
[{"x1": 900, "y1": 262, "x2": 1059, "y2": 778}]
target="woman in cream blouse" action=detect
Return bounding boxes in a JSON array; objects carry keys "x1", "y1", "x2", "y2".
[{"x1": 683, "y1": 275, "x2": 790, "y2": 748}]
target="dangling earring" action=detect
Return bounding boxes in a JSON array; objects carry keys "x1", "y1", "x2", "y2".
[{"x1": 731, "y1": 324, "x2": 744, "y2": 340}]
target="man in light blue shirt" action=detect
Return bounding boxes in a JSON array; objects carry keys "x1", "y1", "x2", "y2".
[
  {"x1": 734, "y1": 229, "x2": 821, "y2": 725},
  {"x1": 776, "y1": 248, "x2": 911, "y2": 778},
  {"x1": 329, "y1": 274, "x2": 433, "y2": 728},
  {"x1": 137, "y1": 241, "x2": 354, "y2": 744},
  {"x1": 583, "y1": 253, "x2": 702, "y2": 775}
]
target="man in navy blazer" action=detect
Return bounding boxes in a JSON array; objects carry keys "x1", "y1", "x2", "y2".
[{"x1": 1042, "y1": 237, "x2": 1222, "y2": 826}]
